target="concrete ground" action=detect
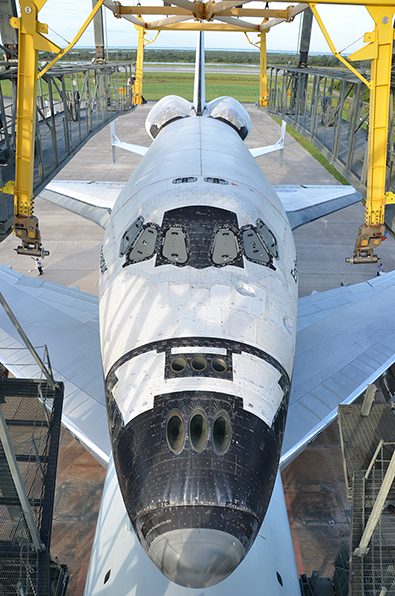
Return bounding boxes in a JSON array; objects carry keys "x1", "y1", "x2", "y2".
[{"x1": 1, "y1": 103, "x2": 394, "y2": 593}]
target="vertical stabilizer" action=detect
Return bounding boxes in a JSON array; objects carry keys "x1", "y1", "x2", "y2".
[{"x1": 193, "y1": 32, "x2": 205, "y2": 116}]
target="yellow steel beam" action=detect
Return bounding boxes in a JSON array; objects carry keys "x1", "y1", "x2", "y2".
[
  {"x1": 114, "y1": 5, "x2": 293, "y2": 18},
  {"x1": 132, "y1": 25, "x2": 145, "y2": 106},
  {"x1": 212, "y1": 15, "x2": 259, "y2": 30},
  {"x1": 259, "y1": 30, "x2": 269, "y2": 108},
  {"x1": 245, "y1": 30, "x2": 269, "y2": 107},
  {"x1": 309, "y1": 4, "x2": 371, "y2": 87},
  {"x1": 115, "y1": 6, "x2": 190, "y2": 15},
  {"x1": 10, "y1": 0, "x2": 60, "y2": 256},
  {"x1": 146, "y1": 22, "x2": 261, "y2": 31},
  {"x1": 220, "y1": 8, "x2": 293, "y2": 17},
  {"x1": 311, "y1": 2, "x2": 395, "y2": 262},
  {"x1": 38, "y1": 0, "x2": 106, "y2": 79},
  {"x1": 144, "y1": 15, "x2": 192, "y2": 29},
  {"x1": 348, "y1": 5, "x2": 395, "y2": 255},
  {"x1": 10, "y1": 0, "x2": 107, "y2": 256},
  {"x1": 108, "y1": 0, "x2": 309, "y2": 28}
]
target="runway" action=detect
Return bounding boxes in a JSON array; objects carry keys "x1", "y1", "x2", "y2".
[
  {"x1": 143, "y1": 64, "x2": 260, "y2": 74},
  {"x1": 1, "y1": 103, "x2": 395, "y2": 594}
]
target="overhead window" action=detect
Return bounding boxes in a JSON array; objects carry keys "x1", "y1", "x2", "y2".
[
  {"x1": 242, "y1": 226, "x2": 271, "y2": 265},
  {"x1": 128, "y1": 224, "x2": 158, "y2": 262},
  {"x1": 211, "y1": 228, "x2": 239, "y2": 265},
  {"x1": 172, "y1": 177, "x2": 197, "y2": 184},
  {"x1": 256, "y1": 219, "x2": 279, "y2": 259},
  {"x1": 162, "y1": 227, "x2": 188, "y2": 264},
  {"x1": 120, "y1": 216, "x2": 144, "y2": 256},
  {"x1": 204, "y1": 177, "x2": 228, "y2": 185}
]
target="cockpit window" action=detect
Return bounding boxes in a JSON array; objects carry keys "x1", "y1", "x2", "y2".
[
  {"x1": 128, "y1": 224, "x2": 158, "y2": 262},
  {"x1": 211, "y1": 228, "x2": 239, "y2": 265},
  {"x1": 242, "y1": 226, "x2": 271, "y2": 265},
  {"x1": 256, "y1": 219, "x2": 279, "y2": 260},
  {"x1": 120, "y1": 216, "x2": 144, "y2": 256},
  {"x1": 121, "y1": 208, "x2": 278, "y2": 270},
  {"x1": 155, "y1": 205, "x2": 243, "y2": 270},
  {"x1": 162, "y1": 227, "x2": 188, "y2": 264}
]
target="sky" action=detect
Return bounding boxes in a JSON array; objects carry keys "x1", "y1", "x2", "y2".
[{"x1": 37, "y1": 1, "x2": 374, "y2": 55}]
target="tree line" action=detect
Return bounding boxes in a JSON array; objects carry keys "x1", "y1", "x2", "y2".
[{"x1": 37, "y1": 47, "x2": 359, "y2": 69}]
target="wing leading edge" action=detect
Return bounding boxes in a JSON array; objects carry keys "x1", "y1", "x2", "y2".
[
  {"x1": 0, "y1": 265, "x2": 110, "y2": 467},
  {"x1": 39, "y1": 180, "x2": 361, "y2": 233},
  {"x1": 275, "y1": 184, "x2": 362, "y2": 229},
  {"x1": 39, "y1": 180, "x2": 125, "y2": 229},
  {"x1": 282, "y1": 271, "x2": 395, "y2": 469}
]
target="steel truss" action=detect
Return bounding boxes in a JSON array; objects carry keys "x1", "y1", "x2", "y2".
[
  {"x1": 7, "y1": 0, "x2": 395, "y2": 264},
  {"x1": 266, "y1": 65, "x2": 395, "y2": 204},
  {"x1": 0, "y1": 60, "x2": 134, "y2": 243}
]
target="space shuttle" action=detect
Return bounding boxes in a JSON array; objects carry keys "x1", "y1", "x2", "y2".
[
  {"x1": 101, "y1": 34, "x2": 296, "y2": 588},
  {"x1": 3, "y1": 31, "x2": 395, "y2": 596}
]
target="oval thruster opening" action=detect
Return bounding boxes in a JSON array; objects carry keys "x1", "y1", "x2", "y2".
[
  {"x1": 276, "y1": 572, "x2": 283, "y2": 587},
  {"x1": 212, "y1": 357, "x2": 227, "y2": 373},
  {"x1": 189, "y1": 410, "x2": 208, "y2": 452},
  {"x1": 190, "y1": 356, "x2": 207, "y2": 371},
  {"x1": 170, "y1": 357, "x2": 187, "y2": 373},
  {"x1": 213, "y1": 412, "x2": 231, "y2": 454},
  {"x1": 166, "y1": 412, "x2": 185, "y2": 453},
  {"x1": 104, "y1": 570, "x2": 111, "y2": 585}
]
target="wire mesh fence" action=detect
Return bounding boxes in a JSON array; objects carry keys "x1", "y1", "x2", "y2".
[
  {"x1": 350, "y1": 442, "x2": 395, "y2": 596},
  {"x1": 0, "y1": 378, "x2": 67, "y2": 596}
]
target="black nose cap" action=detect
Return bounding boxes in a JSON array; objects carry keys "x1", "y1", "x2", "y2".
[{"x1": 148, "y1": 528, "x2": 245, "y2": 588}]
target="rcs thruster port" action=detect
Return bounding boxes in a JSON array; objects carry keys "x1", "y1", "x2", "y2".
[
  {"x1": 166, "y1": 411, "x2": 185, "y2": 453},
  {"x1": 211, "y1": 357, "x2": 227, "y2": 373},
  {"x1": 213, "y1": 411, "x2": 232, "y2": 454},
  {"x1": 189, "y1": 409, "x2": 208, "y2": 452},
  {"x1": 170, "y1": 357, "x2": 187, "y2": 373},
  {"x1": 190, "y1": 356, "x2": 207, "y2": 371}
]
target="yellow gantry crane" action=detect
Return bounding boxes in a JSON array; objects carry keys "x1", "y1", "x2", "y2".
[
  {"x1": 10, "y1": 0, "x2": 395, "y2": 263},
  {"x1": 309, "y1": 2, "x2": 395, "y2": 263},
  {"x1": 10, "y1": 0, "x2": 105, "y2": 256}
]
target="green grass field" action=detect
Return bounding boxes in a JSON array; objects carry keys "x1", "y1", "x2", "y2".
[
  {"x1": 142, "y1": 72, "x2": 260, "y2": 103},
  {"x1": 0, "y1": 67, "x2": 347, "y2": 184}
]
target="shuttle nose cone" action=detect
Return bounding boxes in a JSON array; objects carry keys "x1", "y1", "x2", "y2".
[{"x1": 148, "y1": 528, "x2": 245, "y2": 588}]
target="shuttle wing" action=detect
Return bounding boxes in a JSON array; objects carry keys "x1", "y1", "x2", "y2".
[
  {"x1": 0, "y1": 265, "x2": 110, "y2": 467},
  {"x1": 39, "y1": 180, "x2": 125, "y2": 228},
  {"x1": 39, "y1": 181, "x2": 361, "y2": 232},
  {"x1": 281, "y1": 271, "x2": 395, "y2": 469},
  {"x1": 0, "y1": 266, "x2": 393, "y2": 471},
  {"x1": 274, "y1": 184, "x2": 362, "y2": 229}
]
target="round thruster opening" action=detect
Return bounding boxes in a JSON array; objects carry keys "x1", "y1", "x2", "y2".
[
  {"x1": 170, "y1": 357, "x2": 187, "y2": 373},
  {"x1": 213, "y1": 411, "x2": 232, "y2": 454},
  {"x1": 190, "y1": 356, "x2": 207, "y2": 371},
  {"x1": 189, "y1": 409, "x2": 208, "y2": 452},
  {"x1": 212, "y1": 357, "x2": 227, "y2": 373},
  {"x1": 166, "y1": 411, "x2": 185, "y2": 454}
]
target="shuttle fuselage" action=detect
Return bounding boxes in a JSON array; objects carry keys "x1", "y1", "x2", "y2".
[{"x1": 98, "y1": 112, "x2": 298, "y2": 588}]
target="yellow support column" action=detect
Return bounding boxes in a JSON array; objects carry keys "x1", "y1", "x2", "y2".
[
  {"x1": 259, "y1": 30, "x2": 269, "y2": 108},
  {"x1": 346, "y1": 5, "x2": 395, "y2": 262},
  {"x1": 311, "y1": 2, "x2": 395, "y2": 263},
  {"x1": 10, "y1": 0, "x2": 60, "y2": 256},
  {"x1": 133, "y1": 25, "x2": 145, "y2": 106}
]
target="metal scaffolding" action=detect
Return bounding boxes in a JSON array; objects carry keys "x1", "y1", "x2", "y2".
[
  {"x1": 338, "y1": 401, "x2": 395, "y2": 596},
  {"x1": 266, "y1": 65, "x2": 395, "y2": 205},
  {"x1": 0, "y1": 377, "x2": 67, "y2": 596},
  {"x1": 0, "y1": 60, "x2": 134, "y2": 243}
]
